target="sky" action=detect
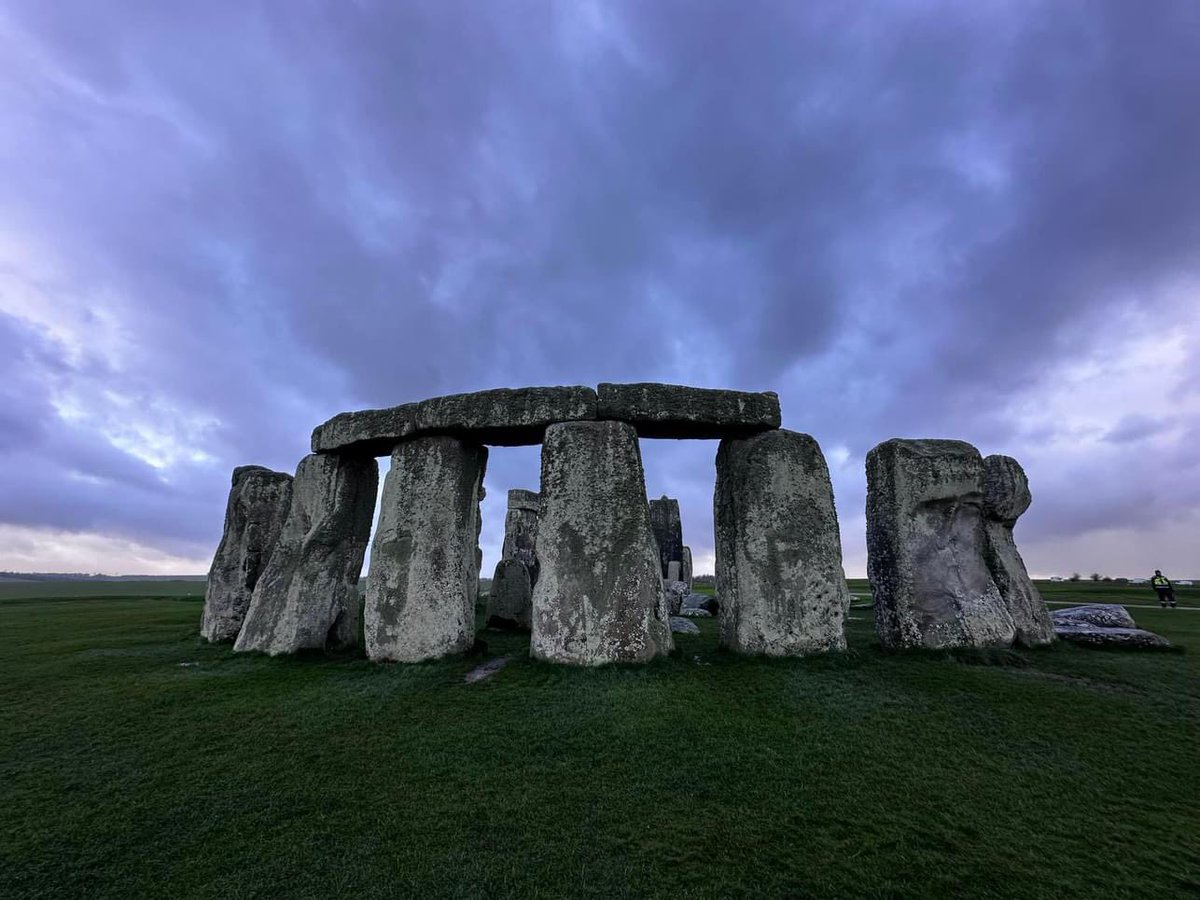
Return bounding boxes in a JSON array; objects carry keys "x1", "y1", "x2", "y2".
[{"x1": 1, "y1": 1, "x2": 1198, "y2": 580}]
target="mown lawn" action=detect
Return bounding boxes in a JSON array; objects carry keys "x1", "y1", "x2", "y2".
[{"x1": 1, "y1": 583, "x2": 1197, "y2": 899}]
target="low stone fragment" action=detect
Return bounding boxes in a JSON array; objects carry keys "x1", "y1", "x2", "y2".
[
  {"x1": 530, "y1": 421, "x2": 672, "y2": 665},
  {"x1": 664, "y1": 579, "x2": 689, "y2": 615},
  {"x1": 234, "y1": 454, "x2": 377, "y2": 656},
  {"x1": 1054, "y1": 625, "x2": 1172, "y2": 649},
  {"x1": 678, "y1": 608, "x2": 712, "y2": 618},
  {"x1": 201, "y1": 465, "x2": 293, "y2": 643},
  {"x1": 716, "y1": 430, "x2": 851, "y2": 656},
  {"x1": 312, "y1": 385, "x2": 597, "y2": 454},
  {"x1": 364, "y1": 436, "x2": 488, "y2": 662},
  {"x1": 487, "y1": 558, "x2": 533, "y2": 631},
  {"x1": 982, "y1": 455, "x2": 1054, "y2": 646},
  {"x1": 866, "y1": 439, "x2": 1016, "y2": 651},
  {"x1": 670, "y1": 616, "x2": 701, "y2": 635},
  {"x1": 649, "y1": 496, "x2": 683, "y2": 578},
  {"x1": 1051, "y1": 605, "x2": 1137, "y2": 630},
  {"x1": 598, "y1": 382, "x2": 781, "y2": 439},
  {"x1": 682, "y1": 593, "x2": 719, "y2": 616}
]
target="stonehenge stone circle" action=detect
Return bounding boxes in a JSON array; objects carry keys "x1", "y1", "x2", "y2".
[
  {"x1": 201, "y1": 465, "x2": 293, "y2": 643},
  {"x1": 312, "y1": 386, "x2": 597, "y2": 455},
  {"x1": 597, "y1": 382, "x2": 781, "y2": 439},
  {"x1": 234, "y1": 453, "x2": 378, "y2": 656},
  {"x1": 715, "y1": 430, "x2": 851, "y2": 656},
  {"x1": 530, "y1": 421, "x2": 672, "y2": 665},
  {"x1": 866, "y1": 439, "x2": 1016, "y2": 650},
  {"x1": 982, "y1": 455, "x2": 1054, "y2": 646},
  {"x1": 365, "y1": 437, "x2": 488, "y2": 662},
  {"x1": 487, "y1": 558, "x2": 533, "y2": 630},
  {"x1": 649, "y1": 496, "x2": 683, "y2": 578}
]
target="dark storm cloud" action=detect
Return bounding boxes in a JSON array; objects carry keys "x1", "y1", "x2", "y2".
[{"x1": 1, "y1": 1, "x2": 1197, "y2": 572}]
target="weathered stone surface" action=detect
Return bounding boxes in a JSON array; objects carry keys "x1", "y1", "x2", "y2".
[
  {"x1": 487, "y1": 558, "x2": 533, "y2": 631},
  {"x1": 364, "y1": 437, "x2": 487, "y2": 662},
  {"x1": 598, "y1": 382, "x2": 781, "y2": 439},
  {"x1": 982, "y1": 455, "x2": 1054, "y2": 647},
  {"x1": 530, "y1": 421, "x2": 672, "y2": 665},
  {"x1": 664, "y1": 579, "x2": 689, "y2": 615},
  {"x1": 666, "y1": 561, "x2": 682, "y2": 582},
  {"x1": 715, "y1": 430, "x2": 851, "y2": 656},
  {"x1": 679, "y1": 608, "x2": 712, "y2": 618},
  {"x1": 312, "y1": 386, "x2": 597, "y2": 454},
  {"x1": 670, "y1": 616, "x2": 701, "y2": 635},
  {"x1": 201, "y1": 466, "x2": 294, "y2": 642},
  {"x1": 648, "y1": 496, "x2": 683, "y2": 577},
  {"x1": 234, "y1": 454, "x2": 377, "y2": 656},
  {"x1": 1051, "y1": 605, "x2": 1137, "y2": 630},
  {"x1": 501, "y1": 489, "x2": 540, "y2": 574},
  {"x1": 682, "y1": 593, "x2": 719, "y2": 616},
  {"x1": 866, "y1": 439, "x2": 1016, "y2": 650},
  {"x1": 680, "y1": 546, "x2": 693, "y2": 591},
  {"x1": 1054, "y1": 624, "x2": 1172, "y2": 649}
]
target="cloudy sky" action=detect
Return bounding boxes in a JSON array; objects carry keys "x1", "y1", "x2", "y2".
[{"x1": 2, "y1": 1, "x2": 1197, "y2": 579}]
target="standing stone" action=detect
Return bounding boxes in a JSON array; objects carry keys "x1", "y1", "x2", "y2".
[
  {"x1": 365, "y1": 436, "x2": 488, "y2": 663},
  {"x1": 487, "y1": 558, "x2": 533, "y2": 630},
  {"x1": 501, "y1": 488, "x2": 541, "y2": 574},
  {"x1": 201, "y1": 466, "x2": 294, "y2": 642},
  {"x1": 234, "y1": 454, "x2": 378, "y2": 656},
  {"x1": 983, "y1": 455, "x2": 1054, "y2": 647},
  {"x1": 530, "y1": 421, "x2": 672, "y2": 665},
  {"x1": 715, "y1": 430, "x2": 851, "y2": 656},
  {"x1": 649, "y1": 496, "x2": 683, "y2": 578},
  {"x1": 680, "y1": 546, "x2": 693, "y2": 592},
  {"x1": 666, "y1": 560, "x2": 682, "y2": 583},
  {"x1": 866, "y1": 439, "x2": 1016, "y2": 650}
]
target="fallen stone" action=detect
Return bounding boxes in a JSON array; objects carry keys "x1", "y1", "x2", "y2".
[
  {"x1": 365, "y1": 436, "x2": 488, "y2": 662},
  {"x1": 201, "y1": 465, "x2": 293, "y2": 643},
  {"x1": 1054, "y1": 625, "x2": 1172, "y2": 649},
  {"x1": 597, "y1": 382, "x2": 781, "y2": 439},
  {"x1": 679, "y1": 608, "x2": 712, "y2": 618},
  {"x1": 716, "y1": 430, "x2": 851, "y2": 656},
  {"x1": 866, "y1": 439, "x2": 1016, "y2": 651},
  {"x1": 983, "y1": 455, "x2": 1055, "y2": 647},
  {"x1": 1051, "y1": 605, "x2": 1138, "y2": 630},
  {"x1": 649, "y1": 496, "x2": 683, "y2": 578},
  {"x1": 680, "y1": 546, "x2": 693, "y2": 591},
  {"x1": 486, "y1": 558, "x2": 533, "y2": 631},
  {"x1": 670, "y1": 616, "x2": 701, "y2": 635},
  {"x1": 530, "y1": 421, "x2": 672, "y2": 665},
  {"x1": 464, "y1": 655, "x2": 512, "y2": 684},
  {"x1": 682, "y1": 593, "x2": 719, "y2": 616},
  {"x1": 312, "y1": 385, "x2": 598, "y2": 454},
  {"x1": 235, "y1": 454, "x2": 378, "y2": 656}
]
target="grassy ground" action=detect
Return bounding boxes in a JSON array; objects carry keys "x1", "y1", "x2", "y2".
[{"x1": 2, "y1": 582, "x2": 1197, "y2": 899}]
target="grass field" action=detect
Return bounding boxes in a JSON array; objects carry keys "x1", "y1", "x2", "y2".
[{"x1": 2, "y1": 581, "x2": 1197, "y2": 898}]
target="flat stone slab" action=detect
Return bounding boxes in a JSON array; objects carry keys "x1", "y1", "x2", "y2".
[
  {"x1": 670, "y1": 616, "x2": 701, "y2": 635},
  {"x1": 312, "y1": 386, "x2": 597, "y2": 454},
  {"x1": 464, "y1": 656, "x2": 513, "y2": 684},
  {"x1": 597, "y1": 382, "x2": 781, "y2": 439},
  {"x1": 678, "y1": 608, "x2": 713, "y2": 618},
  {"x1": 1054, "y1": 625, "x2": 1172, "y2": 649},
  {"x1": 1051, "y1": 605, "x2": 1137, "y2": 630}
]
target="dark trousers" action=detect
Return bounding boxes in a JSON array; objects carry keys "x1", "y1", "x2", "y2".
[{"x1": 1155, "y1": 588, "x2": 1176, "y2": 607}]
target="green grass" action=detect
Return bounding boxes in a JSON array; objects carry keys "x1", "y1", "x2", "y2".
[{"x1": 2, "y1": 582, "x2": 1198, "y2": 898}]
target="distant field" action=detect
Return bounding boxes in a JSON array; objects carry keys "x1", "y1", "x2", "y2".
[
  {"x1": 2, "y1": 580, "x2": 1197, "y2": 898},
  {"x1": 0, "y1": 580, "x2": 206, "y2": 601}
]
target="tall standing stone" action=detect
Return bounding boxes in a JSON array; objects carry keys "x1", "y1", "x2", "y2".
[
  {"x1": 486, "y1": 488, "x2": 540, "y2": 630},
  {"x1": 715, "y1": 430, "x2": 850, "y2": 656},
  {"x1": 649, "y1": 496, "x2": 683, "y2": 578},
  {"x1": 365, "y1": 436, "x2": 488, "y2": 663},
  {"x1": 866, "y1": 439, "x2": 1016, "y2": 650},
  {"x1": 680, "y1": 546, "x2": 693, "y2": 592},
  {"x1": 201, "y1": 466, "x2": 294, "y2": 642},
  {"x1": 234, "y1": 453, "x2": 377, "y2": 656},
  {"x1": 530, "y1": 421, "x2": 672, "y2": 665},
  {"x1": 983, "y1": 455, "x2": 1054, "y2": 647}
]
